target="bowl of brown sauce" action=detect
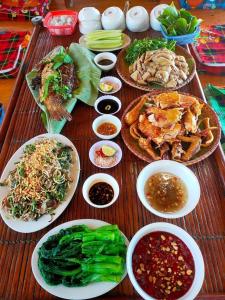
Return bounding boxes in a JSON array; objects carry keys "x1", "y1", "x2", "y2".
[
  {"x1": 94, "y1": 52, "x2": 117, "y2": 71},
  {"x1": 136, "y1": 160, "x2": 200, "y2": 219},
  {"x1": 92, "y1": 114, "x2": 121, "y2": 139},
  {"x1": 82, "y1": 173, "x2": 119, "y2": 208}
]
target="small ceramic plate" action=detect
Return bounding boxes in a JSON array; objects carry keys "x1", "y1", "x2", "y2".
[
  {"x1": 32, "y1": 219, "x2": 128, "y2": 300},
  {"x1": 98, "y1": 76, "x2": 122, "y2": 94},
  {"x1": 79, "y1": 33, "x2": 131, "y2": 52},
  {"x1": 89, "y1": 140, "x2": 122, "y2": 169}
]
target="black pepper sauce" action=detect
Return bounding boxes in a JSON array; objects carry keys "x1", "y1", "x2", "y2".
[
  {"x1": 98, "y1": 59, "x2": 113, "y2": 66},
  {"x1": 132, "y1": 232, "x2": 195, "y2": 299},
  {"x1": 97, "y1": 99, "x2": 119, "y2": 114},
  {"x1": 88, "y1": 182, "x2": 114, "y2": 205},
  {"x1": 145, "y1": 172, "x2": 187, "y2": 213}
]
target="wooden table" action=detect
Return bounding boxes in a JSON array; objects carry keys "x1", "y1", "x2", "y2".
[
  {"x1": 1, "y1": 0, "x2": 225, "y2": 110},
  {"x1": 0, "y1": 9, "x2": 225, "y2": 298}
]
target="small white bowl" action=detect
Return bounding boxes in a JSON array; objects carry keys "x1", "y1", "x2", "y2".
[
  {"x1": 94, "y1": 52, "x2": 117, "y2": 71},
  {"x1": 82, "y1": 173, "x2": 120, "y2": 208},
  {"x1": 89, "y1": 140, "x2": 122, "y2": 169},
  {"x1": 136, "y1": 160, "x2": 200, "y2": 219},
  {"x1": 92, "y1": 114, "x2": 121, "y2": 140},
  {"x1": 127, "y1": 222, "x2": 205, "y2": 300},
  {"x1": 94, "y1": 95, "x2": 121, "y2": 115},
  {"x1": 98, "y1": 76, "x2": 122, "y2": 94}
]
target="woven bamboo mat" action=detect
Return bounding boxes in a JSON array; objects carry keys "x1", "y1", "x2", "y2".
[{"x1": 0, "y1": 26, "x2": 224, "y2": 300}]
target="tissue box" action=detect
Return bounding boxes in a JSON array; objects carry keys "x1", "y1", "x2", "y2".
[{"x1": 179, "y1": 0, "x2": 225, "y2": 9}]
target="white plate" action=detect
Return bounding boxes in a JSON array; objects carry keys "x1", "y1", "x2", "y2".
[
  {"x1": 127, "y1": 222, "x2": 205, "y2": 300},
  {"x1": 32, "y1": 219, "x2": 128, "y2": 300},
  {"x1": 89, "y1": 140, "x2": 122, "y2": 168},
  {"x1": 79, "y1": 33, "x2": 131, "y2": 52},
  {"x1": 0, "y1": 134, "x2": 80, "y2": 233}
]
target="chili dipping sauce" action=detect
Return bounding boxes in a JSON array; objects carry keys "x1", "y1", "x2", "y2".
[{"x1": 132, "y1": 231, "x2": 195, "y2": 299}]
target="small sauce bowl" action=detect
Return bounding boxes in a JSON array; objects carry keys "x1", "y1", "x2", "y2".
[
  {"x1": 92, "y1": 114, "x2": 121, "y2": 140},
  {"x1": 94, "y1": 52, "x2": 117, "y2": 71},
  {"x1": 82, "y1": 173, "x2": 120, "y2": 208},
  {"x1": 94, "y1": 95, "x2": 121, "y2": 115},
  {"x1": 98, "y1": 76, "x2": 122, "y2": 94}
]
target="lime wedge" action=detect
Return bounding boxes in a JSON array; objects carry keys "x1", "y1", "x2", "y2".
[
  {"x1": 102, "y1": 145, "x2": 116, "y2": 157},
  {"x1": 99, "y1": 82, "x2": 113, "y2": 92}
]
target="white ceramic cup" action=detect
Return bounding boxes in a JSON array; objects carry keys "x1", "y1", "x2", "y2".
[{"x1": 126, "y1": 6, "x2": 149, "y2": 32}]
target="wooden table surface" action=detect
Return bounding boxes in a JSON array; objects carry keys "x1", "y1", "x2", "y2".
[{"x1": 0, "y1": 0, "x2": 225, "y2": 110}]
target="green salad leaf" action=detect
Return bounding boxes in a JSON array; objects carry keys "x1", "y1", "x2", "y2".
[
  {"x1": 125, "y1": 38, "x2": 176, "y2": 65},
  {"x1": 158, "y1": 3, "x2": 202, "y2": 36}
]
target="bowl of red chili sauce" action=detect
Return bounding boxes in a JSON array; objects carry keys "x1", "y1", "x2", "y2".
[{"x1": 127, "y1": 222, "x2": 204, "y2": 300}]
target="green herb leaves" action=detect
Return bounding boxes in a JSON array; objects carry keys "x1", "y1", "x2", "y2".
[
  {"x1": 52, "y1": 49, "x2": 73, "y2": 70},
  {"x1": 125, "y1": 38, "x2": 176, "y2": 65},
  {"x1": 158, "y1": 3, "x2": 202, "y2": 36}
]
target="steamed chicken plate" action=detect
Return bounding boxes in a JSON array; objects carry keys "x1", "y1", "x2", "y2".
[
  {"x1": 125, "y1": 92, "x2": 217, "y2": 162},
  {"x1": 128, "y1": 48, "x2": 189, "y2": 88}
]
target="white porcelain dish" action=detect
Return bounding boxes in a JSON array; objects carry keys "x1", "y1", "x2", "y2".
[
  {"x1": 79, "y1": 34, "x2": 131, "y2": 53},
  {"x1": 32, "y1": 219, "x2": 128, "y2": 299},
  {"x1": 92, "y1": 114, "x2": 121, "y2": 140},
  {"x1": 127, "y1": 222, "x2": 205, "y2": 300},
  {"x1": 89, "y1": 140, "x2": 122, "y2": 169},
  {"x1": 94, "y1": 95, "x2": 122, "y2": 115},
  {"x1": 0, "y1": 133, "x2": 80, "y2": 233},
  {"x1": 82, "y1": 174, "x2": 119, "y2": 208},
  {"x1": 98, "y1": 76, "x2": 122, "y2": 94},
  {"x1": 136, "y1": 160, "x2": 200, "y2": 219},
  {"x1": 94, "y1": 52, "x2": 117, "y2": 71}
]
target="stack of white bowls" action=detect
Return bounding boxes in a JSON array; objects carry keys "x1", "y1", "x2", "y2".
[
  {"x1": 78, "y1": 7, "x2": 102, "y2": 34},
  {"x1": 101, "y1": 7, "x2": 126, "y2": 31},
  {"x1": 126, "y1": 6, "x2": 149, "y2": 32}
]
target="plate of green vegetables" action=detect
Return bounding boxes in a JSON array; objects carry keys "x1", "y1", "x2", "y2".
[
  {"x1": 79, "y1": 30, "x2": 131, "y2": 52},
  {"x1": 32, "y1": 219, "x2": 128, "y2": 299}
]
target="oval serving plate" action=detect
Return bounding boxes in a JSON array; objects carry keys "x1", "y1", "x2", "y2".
[
  {"x1": 32, "y1": 219, "x2": 128, "y2": 300},
  {"x1": 79, "y1": 33, "x2": 131, "y2": 52},
  {"x1": 0, "y1": 133, "x2": 80, "y2": 233},
  {"x1": 121, "y1": 91, "x2": 221, "y2": 166},
  {"x1": 116, "y1": 45, "x2": 196, "y2": 92}
]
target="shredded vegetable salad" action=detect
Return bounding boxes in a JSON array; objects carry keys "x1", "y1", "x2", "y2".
[{"x1": 0, "y1": 139, "x2": 73, "y2": 221}]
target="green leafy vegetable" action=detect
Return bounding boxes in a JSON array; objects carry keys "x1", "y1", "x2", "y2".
[
  {"x1": 52, "y1": 48, "x2": 73, "y2": 70},
  {"x1": 158, "y1": 3, "x2": 202, "y2": 36},
  {"x1": 38, "y1": 224, "x2": 127, "y2": 287},
  {"x1": 125, "y1": 38, "x2": 176, "y2": 65}
]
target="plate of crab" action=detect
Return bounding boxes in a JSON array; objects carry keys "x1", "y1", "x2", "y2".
[{"x1": 121, "y1": 91, "x2": 221, "y2": 165}]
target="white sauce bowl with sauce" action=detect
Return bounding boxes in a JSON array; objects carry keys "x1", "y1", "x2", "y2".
[{"x1": 136, "y1": 160, "x2": 200, "y2": 219}]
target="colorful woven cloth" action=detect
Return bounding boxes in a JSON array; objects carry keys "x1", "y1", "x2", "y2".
[
  {"x1": 190, "y1": 25, "x2": 225, "y2": 75},
  {"x1": 0, "y1": 0, "x2": 50, "y2": 20},
  {"x1": 204, "y1": 84, "x2": 225, "y2": 153},
  {"x1": 179, "y1": 0, "x2": 225, "y2": 9},
  {"x1": 0, "y1": 31, "x2": 30, "y2": 79}
]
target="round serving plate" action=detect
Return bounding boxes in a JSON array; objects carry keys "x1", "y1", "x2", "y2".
[
  {"x1": 121, "y1": 91, "x2": 221, "y2": 166},
  {"x1": 0, "y1": 133, "x2": 80, "y2": 233},
  {"x1": 116, "y1": 45, "x2": 196, "y2": 92},
  {"x1": 32, "y1": 219, "x2": 128, "y2": 300}
]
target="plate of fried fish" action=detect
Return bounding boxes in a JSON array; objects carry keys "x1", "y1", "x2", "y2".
[
  {"x1": 121, "y1": 91, "x2": 221, "y2": 165},
  {"x1": 26, "y1": 44, "x2": 101, "y2": 133}
]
